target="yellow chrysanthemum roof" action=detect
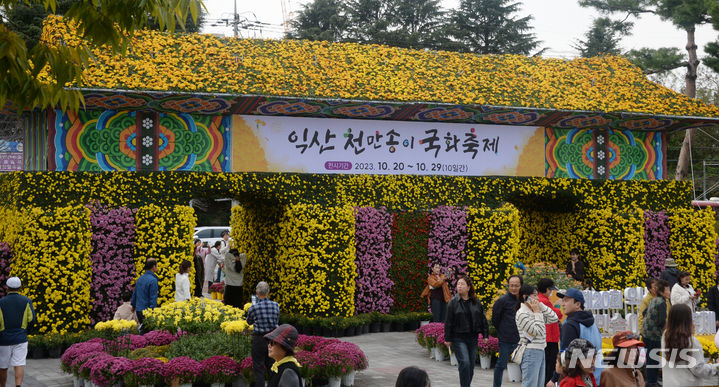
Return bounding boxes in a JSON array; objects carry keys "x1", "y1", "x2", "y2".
[{"x1": 40, "y1": 15, "x2": 719, "y2": 118}]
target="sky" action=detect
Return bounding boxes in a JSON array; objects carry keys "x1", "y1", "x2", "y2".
[{"x1": 200, "y1": 0, "x2": 717, "y2": 58}]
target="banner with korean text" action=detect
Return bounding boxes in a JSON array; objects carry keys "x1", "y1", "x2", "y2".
[{"x1": 232, "y1": 115, "x2": 544, "y2": 176}]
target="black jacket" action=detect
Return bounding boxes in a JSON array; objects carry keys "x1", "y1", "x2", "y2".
[
  {"x1": 660, "y1": 267, "x2": 680, "y2": 289},
  {"x1": 566, "y1": 260, "x2": 585, "y2": 282},
  {"x1": 268, "y1": 361, "x2": 301, "y2": 387},
  {"x1": 708, "y1": 286, "x2": 719, "y2": 321},
  {"x1": 444, "y1": 295, "x2": 489, "y2": 342},
  {"x1": 491, "y1": 293, "x2": 519, "y2": 343}
]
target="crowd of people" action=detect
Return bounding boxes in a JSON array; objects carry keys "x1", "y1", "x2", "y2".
[
  {"x1": 6, "y1": 235, "x2": 718, "y2": 387},
  {"x1": 407, "y1": 250, "x2": 719, "y2": 387}
]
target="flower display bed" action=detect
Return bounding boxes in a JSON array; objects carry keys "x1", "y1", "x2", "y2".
[
  {"x1": 415, "y1": 323, "x2": 499, "y2": 365},
  {"x1": 59, "y1": 299, "x2": 368, "y2": 386}
]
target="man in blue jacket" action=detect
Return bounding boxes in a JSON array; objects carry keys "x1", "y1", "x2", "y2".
[
  {"x1": 548, "y1": 287, "x2": 603, "y2": 387},
  {"x1": 131, "y1": 259, "x2": 159, "y2": 332},
  {"x1": 0, "y1": 277, "x2": 35, "y2": 387},
  {"x1": 492, "y1": 274, "x2": 522, "y2": 387}
]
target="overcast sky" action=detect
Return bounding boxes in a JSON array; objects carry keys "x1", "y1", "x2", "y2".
[{"x1": 201, "y1": 0, "x2": 717, "y2": 58}]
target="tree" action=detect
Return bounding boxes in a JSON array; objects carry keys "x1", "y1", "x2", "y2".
[
  {"x1": 656, "y1": 67, "x2": 719, "y2": 198},
  {"x1": 0, "y1": 0, "x2": 204, "y2": 112},
  {"x1": 3, "y1": 0, "x2": 76, "y2": 50},
  {"x1": 572, "y1": 17, "x2": 632, "y2": 57},
  {"x1": 579, "y1": 0, "x2": 715, "y2": 181},
  {"x1": 382, "y1": 0, "x2": 448, "y2": 49},
  {"x1": 448, "y1": 0, "x2": 541, "y2": 55},
  {"x1": 705, "y1": 4, "x2": 719, "y2": 72},
  {"x1": 343, "y1": 0, "x2": 394, "y2": 44},
  {"x1": 286, "y1": 0, "x2": 348, "y2": 42},
  {"x1": 147, "y1": 7, "x2": 206, "y2": 33}
]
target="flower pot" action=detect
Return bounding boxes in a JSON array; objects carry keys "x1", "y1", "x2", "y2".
[
  {"x1": 322, "y1": 327, "x2": 333, "y2": 337},
  {"x1": 328, "y1": 376, "x2": 341, "y2": 387},
  {"x1": 72, "y1": 377, "x2": 84, "y2": 387},
  {"x1": 362, "y1": 324, "x2": 369, "y2": 334},
  {"x1": 391, "y1": 321, "x2": 404, "y2": 331},
  {"x1": 47, "y1": 346, "x2": 63, "y2": 358},
  {"x1": 217, "y1": 293, "x2": 224, "y2": 301},
  {"x1": 210, "y1": 383, "x2": 224, "y2": 387},
  {"x1": 381, "y1": 322, "x2": 391, "y2": 332},
  {"x1": 369, "y1": 322, "x2": 381, "y2": 333},
  {"x1": 342, "y1": 370, "x2": 356, "y2": 386},
  {"x1": 406, "y1": 320, "x2": 420, "y2": 330},
  {"x1": 332, "y1": 328, "x2": 343, "y2": 337},
  {"x1": 179, "y1": 383, "x2": 192, "y2": 387},
  {"x1": 211, "y1": 291, "x2": 218, "y2": 299},
  {"x1": 29, "y1": 346, "x2": 46, "y2": 359},
  {"x1": 433, "y1": 347, "x2": 446, "y2": 361},
  {"x1": 479, "y1": 354, "x2": 491, "y2": 369},
  {"x1": 428, "y1": 347, "x2": 435, "y2": 359},
  {"x1": 450, "y1": 352, "x2": 458, "y2": 366},
  {"x1": 343, "y1": 326, "x2": 355, "y2": 337},
  {"x1": 506, "y1": 362, "x2": 521, "y2": 382},
  {"x1": 420, "y1": 320, "x2": 430, "y2": 327}
]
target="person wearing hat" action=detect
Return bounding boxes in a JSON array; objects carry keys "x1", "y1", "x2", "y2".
[
  {"x1": 557, "y1": 339, "x2": 598, "y2": 387},
  {"x1": 537, "y1": 278, "x2": 563, "y2": 386},
  {"x1": 264, "y1": 324, "x2": 301, "y2": 387},
  {"x1": 548, "y1": 288, "x2": 603, "y2": 387},
  {"x1": 600, "y1": 331, "x2": 645, "y2": 386},
  {"x1": 659, "y1": 258, "x2": 680, "y2": 289},
  {"x1": 0, "y1": 277, "x2": 35, "y2": 387}
]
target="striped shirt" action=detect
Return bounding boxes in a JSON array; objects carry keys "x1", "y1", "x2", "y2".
[
  {"x1": 515, "y1": 302, "x2": 558, "y2": 350},
  {"x1": 246, "y1": 297, "x2": 279, "y2": 334}
]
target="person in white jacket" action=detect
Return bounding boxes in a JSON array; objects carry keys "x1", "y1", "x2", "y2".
[
  {"x1": 662, "y1": 303, "x2": 717, "y2": 387},
  {"x1": 514, "y1": 284, "x2": 558, "y2": 387},
  {"x1": 671, "y1": 271, "x2": 699, "y2": 312},
  {"x1": 204, "y1": 241, "x2": 225, "y2": 290},
  {"x1": 174, "y1": 260, "x2": 191, "y2": 302}
]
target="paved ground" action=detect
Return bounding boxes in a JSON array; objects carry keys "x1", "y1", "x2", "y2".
[
  {"x1": 345, "y1": 332, "x2": 521, "y2": 387},
  {"x1": 16, "y1": 331, "x2": 522, "y2": 386}
]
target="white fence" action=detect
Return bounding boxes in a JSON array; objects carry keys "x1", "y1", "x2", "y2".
[{"x1": 568, "y1": 288, "x2": 717, "y2": 337}]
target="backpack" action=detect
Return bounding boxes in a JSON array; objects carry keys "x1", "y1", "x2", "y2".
[{"x1": 579, "y1": 322, "x2": 603, "y2": 385}]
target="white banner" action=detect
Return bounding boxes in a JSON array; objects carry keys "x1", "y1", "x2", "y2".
[{"x1": 232, "y1": 115, "x2": 544, "y2": 176}]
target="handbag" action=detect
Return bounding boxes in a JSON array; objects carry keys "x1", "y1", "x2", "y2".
[
  {"x1": 510, "y1": 342, "x2": 527, "y2": 363},
  {"x1": 510, "y1": 331, "x2": 534, "y2": 363}
]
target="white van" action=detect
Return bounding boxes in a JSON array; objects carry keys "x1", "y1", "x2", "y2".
[{"x1": 193, "y1": 226, "x2": 232, "y2": 247}]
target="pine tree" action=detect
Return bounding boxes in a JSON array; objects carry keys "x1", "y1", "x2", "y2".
[
  {"x1": 573, "y1": 17, "x2": 632, "y2": 57},
  {"x1": 286, "y1": 0, "x2": 348, "y2": 42},
  {"x1": 579, "y1": 0, "x2": 716, "y2": 181},
  {"x1": 382, "y1": 0, "x2": 448, "y2": 49},
  {"x1": 448, "y1": 0, "x2": 540, "y2": 55}
]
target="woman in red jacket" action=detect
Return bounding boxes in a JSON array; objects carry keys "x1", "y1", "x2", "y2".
[{"x1": 538, "y1": 278, "x2": 563, "y2": 385}]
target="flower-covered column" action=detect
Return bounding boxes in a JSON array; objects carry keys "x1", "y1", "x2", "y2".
[
  {"x1": 643, "y1": 210, "x2": 671, "y2": 279},
  {"x1": 428, "y1": 206, "x2": 469, "y2": 294},
  {"x1": 389, "y1": 211, "x2": 429, "y2": 312},
  {"x1": 88, "y1": 203, "x2": 137, "y2": 324},
  {"x1": 354, "y1": 207, "x2": 393, "y2": 314}
]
